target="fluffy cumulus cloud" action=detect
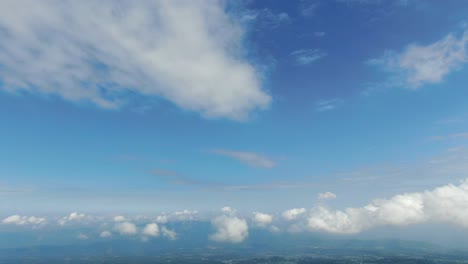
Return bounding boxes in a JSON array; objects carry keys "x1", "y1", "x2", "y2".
[
  {"x1": 370, "y1": 30, "x2": 468, "y2": 88},
  {"x1": 114, "y1": 221, "x2": 138, "y2": 235},
  {"x1": 2, "y1": 215, "x2": 47, "y2": 226},
  {"x1": 142, "y1": 223, "x2": 159, "y2": 237},
  {"x1": 58, "y1": 212, "x2": 89, "y2": 226},
  {"x1": 155, "y1": 215, "x2": 168, "y2": 224},
  {"x1": 307, "y1": 179, "x2": 468, "y2": 234},
  {"x1": 113, "y1": 215, "x2": 126, "y2": 222},
  {"x1": 282, "y1": 208, "x2": 306, "y2": 220},
  {"x1": 210, "y1": 207, "x2": 249, "y2": 243},
  {"x1": 212, "y1": 149, "x2": 276, "y2": 168},
  {"x1": 0, "y1": 0, "x2": 270, "y2": 120},
  {"x1": 252, "y1": 212, "x2": 273, "y2": 227}
]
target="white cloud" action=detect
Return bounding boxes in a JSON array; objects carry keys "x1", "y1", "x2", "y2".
[
  {"x1": 221, "y1": 206, "x2": 235, "y2": 215},
  {"x1": 155, "y1": 215, "x2": 168, "y2": 224},
  {"x1": 291, "y1": 49, "x2": 327, "y2": 65},
  {"x1": 252, "y1": 212, "x2": 273, "y2": 227},
  {"x1": 113, "y1": 215, "x2": 126, "y2": 222},
  {"x1": 307, "y1": 179, "x2": 468, "y2": 234},
  {"x1": 210, "y1": 214, "x2": 249, "y2": 243},
  {"x1": 318, "y1": 192, "x2": 337, "y2": 200},
  {"x1": 114, "y1": 221, "x2": 137, "y2": 236},
  {"x1": 282, "y1": 208, "x2": 306, "y2": 220},
  {"x1": 142, "y1": 223, "x2": 159, "y2": 237},
  {"x1": 212, "y1": 149, "x2": 276, "y2": 168},
  {"x1": 161, "y1": 226, "x2": 177, "y2": 240},
  {"x1": 2, "y1": 215, "x2": 47, "y2": 226},
  {"x1": 370, "y1": 30, "x2": 468, "y2": 88},
  {"x1": 100, "y1": 231, "x2": 112, "y2": 238},
  {"x1": 0, "y1": 0, "x2": 270, "y2": 120},
  {"x1": 172, "y1": 210, "x2": 198, "y2": 221},
  {"x1": 58, "y1": 212, "x2": 87, "y2": 226}
]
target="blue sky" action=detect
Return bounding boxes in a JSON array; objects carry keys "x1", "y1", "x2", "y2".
[{"x1": 2, "y1": 0, "x2": 468, "y2": 243}]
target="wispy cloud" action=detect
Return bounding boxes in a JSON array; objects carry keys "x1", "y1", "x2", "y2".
[
  {"x1": 315, "y1": 99, "x2": 343, "y2": 112},
  {"x1": 429, "y1": 132, "x2": 468, "y2": 141},
  {"x1": 300, "y1": 2, "x2": 319, "y2": 17},
  {"x1": 211, "y1": 149, "x2": 276, "y2": 168},
  {"x1": 314, "y1": 31, "x2": 326, "y2": 37},
  {"x1": 0, "y1": 1, "x2": 270, "y2": 120},
  {"x1": 241, "y1": 8, "x2": 291, "y2": 29},
  {"x1": 369, "y1": 30, "x2": 468, "y2": 88},
  {"x1": 291, "y1": 49, "x2": 327, "y2": 65}
]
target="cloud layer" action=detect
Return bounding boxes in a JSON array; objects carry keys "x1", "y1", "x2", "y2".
[{"x1": 0, "y1": 0, "x2": 270, "y2": 120}]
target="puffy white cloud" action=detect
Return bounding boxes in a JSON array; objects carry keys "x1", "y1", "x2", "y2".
[
  {"x1": 221, "y1": 206, "x2": 235, "y2": 214},
  {"x1": 113, "y1": 215, "x2": 126, "y2": 222},
  {"x1": 210, "y1": 214, "x2": 249, "y2": 243},
  {"x1": 307, "y1": 179, "x2": 468, "y2": 234},
  {"x1": 161, "y1": 226, "x2": 177, "y2": 240},
  {"x1": 100, "y1": 231, "x2": 112, "y2": 238},
  {"x1": 172, "y1": 210, "x2": 198, "y2": 221},
  {"x1": 142, "y1": 223, "x2": 159, "y2": 237},
  {"x1": 252, "y1": 212, "x2": 273, "y2": 227},
  {"x1": 282, "y1": 208, "x2": 306, "y2": 220},
  {"x1": 114, "y1": 221, "x2": 137, "y2": 235},
  {"x1": 2, "y1": 215, "x2": 47, "y2": 225},
  {"x1": 212, "y1": 150, "x2": 276, "y2": 168},
  {"x1": 370, "y1": 30, "x2": 468, "y2": 88},
  {"x1": 58, "y1": 212, "x2": 88, "y2": 226},
  {"x1": 0, "y1": 0, "x2": 270, "y2": 120},
  {"x1": 155, "y1": 215, "x2": 168, "y2": 224},
  {"x1": 318, "y1": 192, "x2": 337, "y2": 200}
]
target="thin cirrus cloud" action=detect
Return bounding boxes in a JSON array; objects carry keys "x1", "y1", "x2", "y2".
[
  {"x1": 291, "y1": 49, "x2": 327, "y2": 65},
  {"x1": 369, "y1": 30, "x2": 468, "y2": 88},
  {"x1": 211, "y1": 149, "x2": 276, "y2": 168},
  {"x1": 315, "y1": 98, "x2": 343, "y2": 112},
  {"x1": 0, "y1": 0, "x2": 271, "y2": 120}
]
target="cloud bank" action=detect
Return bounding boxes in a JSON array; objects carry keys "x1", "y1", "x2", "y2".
[
  {"x1": 0, "y1": 0, "x2": 270, "y2": 120},
  {"x1": 307, "y1": 179, "x2": 468, "y2": 234}
]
